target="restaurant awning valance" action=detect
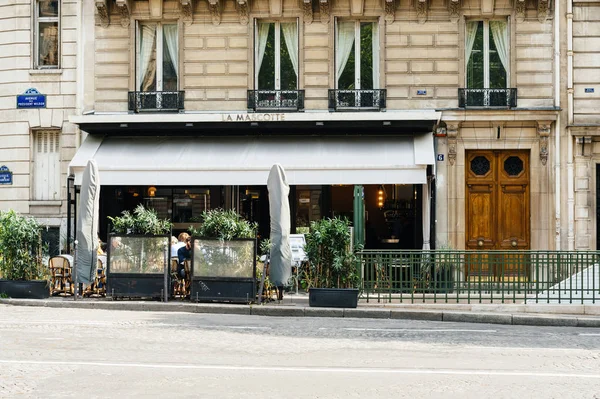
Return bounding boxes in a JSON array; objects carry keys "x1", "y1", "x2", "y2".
[{"x1": 69, "y1": 134, "x2": 434, "y2": 186}]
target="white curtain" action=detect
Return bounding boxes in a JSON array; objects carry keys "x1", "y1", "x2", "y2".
[
  {"x1": 465, "y1": 21, "x2": 478, "y2": 70},
  {"x1": 163, "y1": 24, "x2": 179, "y2": 79},
  {"x1": 422, "y1": 180, "x2": 431, "y2": 250},
  {"x1": 257, "y1": 23, "x2": 271, "y2": 78},
  {"x1": 281, "y1": 23, "x2": 298, "y2": 78},
  {"x1": 138, "y1": 24, "x2": 156, "y2": 91},
  {"x1": 371, "y1": 22, "x2": 378, "y2": 89},
  {"x1": 336, "y1": 21, "x2": 356, "y2": 85},
  {"x1": 490, "y1": 20, "x2": 509, "y2": 73}
]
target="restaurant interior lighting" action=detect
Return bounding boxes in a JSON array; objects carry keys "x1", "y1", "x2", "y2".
[
  {"x1": 147, "y1": 186, "x2": 157, "y2": 197},
  {"x1": 377, "y1": 185, "x2": 385, "y2": 209}
]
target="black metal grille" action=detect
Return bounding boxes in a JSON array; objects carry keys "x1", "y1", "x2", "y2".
[
  {"x1": 128, "y1": 91, "x2": 185, "y2": 112},
  {"x1": 504, "y1": 156, "x2": 524, "y2": 176},
  {"x1": 471, "y1": 156, "x2": 490, "y2": 176},
  {"x1": 247, "y1": 90, "x2": 305, "y2": 112},
  {"x1": 458, "y1": 88, "x2": 517, "y2": 108},
  {"x1": 328, "y1": 89, "x2": 387, "y2": 111}
]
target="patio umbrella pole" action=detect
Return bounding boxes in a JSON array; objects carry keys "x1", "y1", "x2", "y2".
[
  {"x1": 163, "y1": 243, "x2": 168, "y2": 303},
  {"x1": 73, "y1": 240, "x2": 78, "y2": 301}
]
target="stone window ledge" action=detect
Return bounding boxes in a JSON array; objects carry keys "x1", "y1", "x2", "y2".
[
  {"x1": 29, "y1": 69, "x2": 63, "y2": 75},
  {"x1": 29, "y1": 201, "x2": 62, "y2": 207}
]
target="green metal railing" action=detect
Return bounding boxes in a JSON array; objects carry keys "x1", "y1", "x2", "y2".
[{"x1": 358, "y1": 250, "x2": 600, "y2": 304}]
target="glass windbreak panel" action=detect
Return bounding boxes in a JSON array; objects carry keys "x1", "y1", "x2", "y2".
[
  {"x1": 337, "y1": 21, "x2": 356, "y2": 90},
  {"x1": 360, "y1": 22, "x2": 374, "y2": 90},
  {"x1": 296, "y1": 186, "x2": 321, "y2": 234},
  {"x1": 280, "y1": 23, "x2": 298, "y2": 90},
  {"x1": 38, "y1": 22, "x2": 59, "y2": 67},
  {"x1": 139, "y1": 24, "x2": 157, "y2": 91},
  {"x1": 193, "y1": 239, "x2": 254, "y2": 278},
  {"x1": 39, "y1": 0, "x2": 59, "y2": 17},
  {"x1": 489, "y1": 21, "x2": 507, "y2": 89},
  {"x1": 173, "y1": 188, "x2": 210, "y2": 223},
  {"x1": 257, "y1": 23, "x2": 275, "y2": 90},
  {"x1": 466, "y1": 21, "x2": 483, "y2": 89},
  {"x1": 162, "y1": 24, "x2": 178, "y2": 91},
  {"x1": 109, "y1": 236, "x2": 168, "y2": 274}
]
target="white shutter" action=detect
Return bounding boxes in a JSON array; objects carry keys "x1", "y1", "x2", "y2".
[{"x1": 34, "y1": 130, "x2": 61, "y2": 200}]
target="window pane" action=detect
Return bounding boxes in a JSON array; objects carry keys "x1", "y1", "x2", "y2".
[
  {"x1": 38, "y1": 22, "x2": 59, "y2": 66},
  {"x1": 489, "y1": 23, "x2": 507, "y2": 89},
  {"x1": 360, "y1": 22, "x2": 374, "y2": 90},
  {"x1": 38, "y1": 0, "x2": 58, "y2": 17},
  {"x1": 139, "y1": 24, "x2": 157, "y2": 91},
  {"x1": 336, "y1": 21, "x2": 356, "y2": 89},
  {"x1": 280, "y1": 24, "x2": 297, "y2": 90},
  {"x1": 162, "y1": 25, "x2": 178, "y2": 91},
  {"x1": 258, "y1": 23, "x2": 275, "y2": 90},
  {"x1": 466, "y1": 21, "x2": 483, "y2": 89},
  {"x1": 338, "y1": 42, "x2": 355, "y2": 89}
]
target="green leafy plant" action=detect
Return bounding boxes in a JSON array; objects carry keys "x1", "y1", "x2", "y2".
[
  {"x1": 0, "y1": 210, "x2": 46, "y2": 281},
  {"x1": 304, "y1": 217, "x2": 360, "y2": 289},
  {"x1": 108, "y1": 205, "x2": 172, "y2": 235},
  {"x1": 189, "y1": 209, "x2": 257, "y2": 240}
]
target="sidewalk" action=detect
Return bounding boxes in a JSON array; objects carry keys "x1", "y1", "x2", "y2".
[{"x1": 2, "y1": 292, "x2": 600, "y2": 328}]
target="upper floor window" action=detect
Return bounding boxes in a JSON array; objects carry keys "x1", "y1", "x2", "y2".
[
  {"x1": 255, "y1": 21, "x2": 298, "y2": 90},
  {"x1": 35, "y1": 0, "x2": 59, "y2": 68},
  {"x1": 466, "y1": 20, "x2": 508, "y2": 89},
  {"x1": 335, "y1": 20, "x2": 378, "y2": 90},
  {"x1": 137, "y1": 22, "x2": 178, "y2": 92}
]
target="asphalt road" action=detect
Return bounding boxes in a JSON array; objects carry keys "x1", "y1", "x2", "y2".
[{"x1": 1, "y1": 305, "x2": 600, "y2": 398}]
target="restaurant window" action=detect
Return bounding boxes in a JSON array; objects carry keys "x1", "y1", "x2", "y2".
[
  {"x1": 33, "y1": 130, "x2": 61, "y2": 201},
  {"x1": 35, "y1": 0, "x2": 60, "y2": 68},
  {"x1": 335, "y1": 20, "x2": 378, "y2": 90},
  {"x1": 255, "y1": 21, "x2": 298, "y2": 90},
  {"x1": 466, "y1": 20, "x2": 508, "y2": 89},
  {"x1": 137, "y1": 22, "x2": 179, "y2": 92}
]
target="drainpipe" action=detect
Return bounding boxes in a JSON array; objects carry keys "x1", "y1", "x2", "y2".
[
  {"x1": 554, "y1": 0, "x2": 562, "y2": 250},
  {"x1": 566, "y1": 0, "x2": 575, "y2": 250}
]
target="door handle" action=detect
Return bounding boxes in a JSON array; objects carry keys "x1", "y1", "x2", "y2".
[
  {"x1": 477, "y1": 240, "x2": 484, "y2": 247},
  {"x1": 511, "y1": 240, "x2": 517, "y2": 247}
]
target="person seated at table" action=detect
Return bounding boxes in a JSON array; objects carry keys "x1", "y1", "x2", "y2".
[
  {"x1": 97, "y1": 234, "x2": 106, "y2": 255},
  {"x1": 176, "y1": 237, "x2": 192, "y2": 279},
  {"x1": 171, "y1": 232, "x2": 188, "y2": 259}
]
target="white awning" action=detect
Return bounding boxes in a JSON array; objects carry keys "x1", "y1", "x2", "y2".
[{"x1": 69, "y1": 135, "x2": 434, "y2": 186}]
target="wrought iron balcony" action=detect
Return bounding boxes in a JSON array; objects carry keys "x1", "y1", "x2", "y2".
[
  {"x1": 328, "y1": 89, "x2": 386, "y2": 111},
  {"x1": 247, "y1": 90, "x2": 305, "y2": 112},
  {"x1": 128, "y1": 91, "x2": 185, "y2": 113},
  {"x1": 458, "y1": 88, "x2": 517, "y2": 108}
]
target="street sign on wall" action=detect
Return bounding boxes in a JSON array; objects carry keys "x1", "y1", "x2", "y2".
[
  {"x1": 17, "y1": 88, "x2": 46, "y2": 109},
  {"x1": 0, "y1": 165, "x2": 13, "y2": 185}
]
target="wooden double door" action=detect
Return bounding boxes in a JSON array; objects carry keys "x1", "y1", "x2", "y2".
[{"x1": 465, "y1": 151, "x2": 530, "y2": 277}]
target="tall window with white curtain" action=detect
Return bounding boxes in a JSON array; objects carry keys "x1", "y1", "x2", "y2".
[
  {"x1": 465, "y1": 20, "x2": 508, "y2": 89},
  {"x1": 335, "y1": 20, "x2": 378, "y2": 90},
  {"x1": 137, "y1": 23, "x2": 179, "y2": 92},
  {"x1": 36, "y1": 0, "x2": 59, "y2": 68},
  {"x1": 255, "y1": 21, "x2": 298, "y2": 91}
]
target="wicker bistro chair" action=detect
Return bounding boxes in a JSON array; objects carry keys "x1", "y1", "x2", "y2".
[
  {"x1": 171, "y1": 259, "x2": 191, "y2": 298},
  {"x1": 84, "y1": 258, "x2": 107, "y2": 297},
  {"x1": 48, "y1": 256, "x2": 68, "y2": 295}
]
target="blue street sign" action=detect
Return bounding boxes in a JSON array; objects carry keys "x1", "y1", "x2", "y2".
[
  {"x1": 17, "y1": 88, "x2": 46, "y2": 109},
  {"x1": 437, "y1": 154, "x2": 444, "y2": 162},
  {"x1": 0, "y1": 165, "x2": 12, "y2": 185},
  {"x1": 417, "y1": 90, "x2": 427, "y2": 95},
  {"x1": 585, "y1": 88, "x2": 594, "y2": 93}
]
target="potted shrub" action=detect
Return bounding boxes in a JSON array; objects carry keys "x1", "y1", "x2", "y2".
[
  {"x1": 106, "y1": 205, "x2": 171, "y2": 299},
  {"x1": 433, "y1": 249, "x2": 456, "y2": 293},
  {"x1": 304, "y1": 217, "x2": 360, "y2": 308},
  {"x1": 0, "y1": 210, "x2": 49, "y2": 299},
  {"x1": 188, "y1": 209, "x2": 257, "y2": 303}
]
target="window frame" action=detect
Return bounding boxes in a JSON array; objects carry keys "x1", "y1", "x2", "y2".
[
  {"x1": 135, "y1": 21, "x2": 179, "y2": 92},
  {"x1": 34, "y1": 0, "x2": 60, "y2": 69},
  {"x1": 465, "y1": 19, "x2": 510, "y2": 89},
  {"x1": 334, "y1": 19, "x2": 380, "y2": 90},
  {"x1": 253, "y1": 19, "x2": 299, "y2": 91}
]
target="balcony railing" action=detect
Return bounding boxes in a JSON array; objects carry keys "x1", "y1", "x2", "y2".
[
  {"x1": 247, "y1": 90, "x2": 305, "y2": 112},
  {"x1": 458, "y1": 88, "x2": 517, "y2": 108},
  {"x1": 128, "y1": 91, "x2": 185, "y2": 113},
  {"x1": 328, "y1": 89, "x2": 387, "y2": 111}
]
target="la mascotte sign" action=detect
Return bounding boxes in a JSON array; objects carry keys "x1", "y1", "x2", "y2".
[
  {"x1": 0, "y1": 165, "x2": 13, "y2": 185},
  {"x1": 17, "y1": 88, "x2": 46, "y2": 109}
]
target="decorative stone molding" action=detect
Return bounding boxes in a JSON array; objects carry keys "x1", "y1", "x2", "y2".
[
  {"x1": 384, "y1": 0, "x2": 396, "y2": 23},
  {"x1": 447, "y1": 123, "x2": 460, "y2": 166},
  {"x1": 237, "y1": 0, "x2": 249, "y2": 25},
  {"x1": 537, "y1": 0, "x2": 550, "y2": 22},
  {"x1": 515, "y1": 0, "x2": 526, "y2": 22},
  {"x1": 416, "y1": 0, "x2": 428, "y2": 24},
  {"x1": 269, "y1": 0, "x2": 283, "y2": 16},
  {"x1": 302, "y1": 0, "x2": 313, "y2": 24},
  {"x1": 208, "y1": 0, "x2": 222, "y2": 25},
  {"x1": 537, "y1": 121, "x2": 551, "y2": 166},
  {"x1": 115, "y1": 0, "x2": 131, "y2": 28},
  {"x1": 95, "y1": 0, "x2": 109, "y2": 28},
  {"x1": 148, "y1": 0, "x2": 163, "y2": 18},
  {"x1": 448, "y1": 0, "x2": 460, "y2": 23},
  {"x1": 350, "y1": 0, "x2": 365, "y2": 16},
  {"x1": 481, "y1": 0, "x2": 494, "y2": 15},
  {"x1": 181, "y1": 0, "x2": 194, "y2": 26},
  {"x1": 320, "y1": 0, "x2": 330, "y2": 23}
]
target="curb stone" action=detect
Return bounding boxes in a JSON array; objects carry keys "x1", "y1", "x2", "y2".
[
  {"x1": 343, "y1": 309, "x2": 392, "y2": 319},
  {"x1": 251, "y1": 306, "x2": 305, "y2": 317},
  {"x1": 512, "y1": 314, "x2": 578, "y2": 327},
  {"x1": 390, "y1": 310, "x2": 443, "y2": 321},
  {"x1": 304, "y1": 307, "x2": 344, "y2": 318},
  {"x1": 443, "y1": 311, "x2": 513, "y2": 325}
]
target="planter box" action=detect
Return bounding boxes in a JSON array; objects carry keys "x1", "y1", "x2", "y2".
[
  {"x1": 190, "y1": 237, "x2": 256, "y2": 303},
  {"x1": 0, "y1": 280, "x2": 50, "y2": 299},
  {"x1": 309, "y1": 288, "x2": 359, "y2": 308},
  {"x1": 107, "y1": 234, "x2": 169, "y2": 299}
]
